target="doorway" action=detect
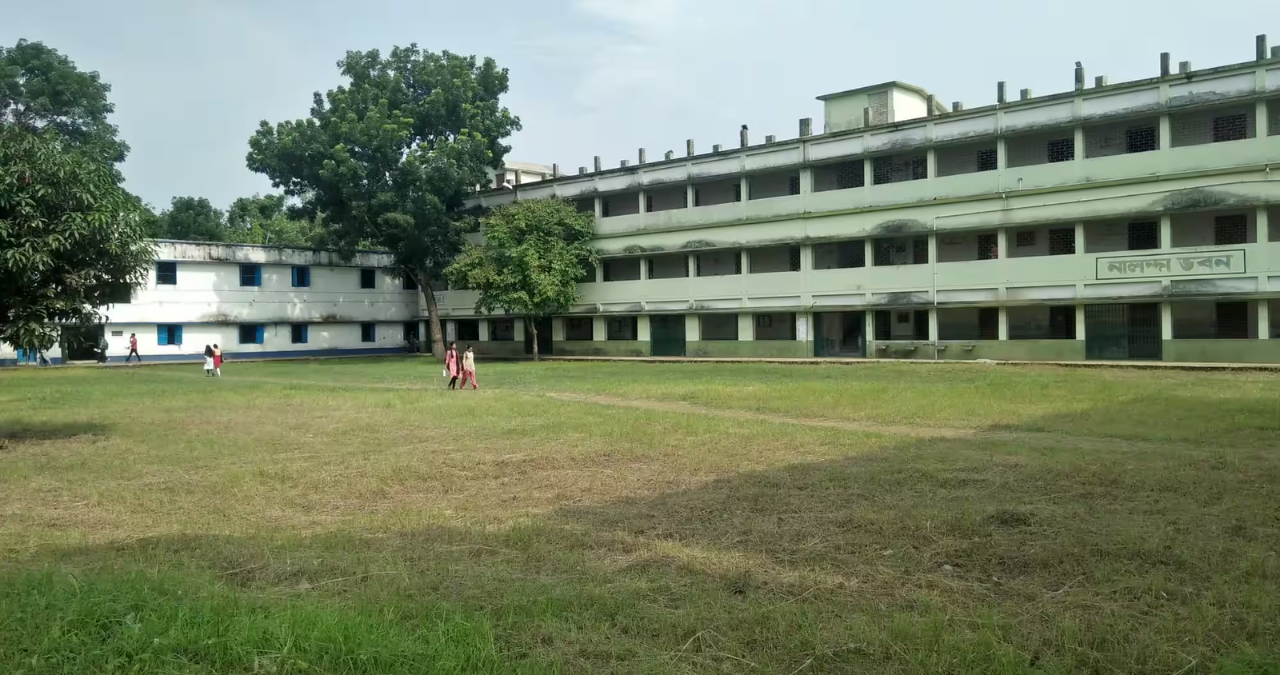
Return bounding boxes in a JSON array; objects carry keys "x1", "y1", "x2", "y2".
[
  {"x1": 524, "y1": 317, "x2": 553, "y2": 356},
  {"x1": 60, "y1": 324, "x2": 104, "y2": 362},
  {"x1": 1084, "y1": 303, "x2": 1162, "y2": 360},
  {"x1": 650, "y1": 315, "x2": 686, "y2": 357},
  {"x1": 814, "y1": 312, "x2": 866, "y2": 357}
]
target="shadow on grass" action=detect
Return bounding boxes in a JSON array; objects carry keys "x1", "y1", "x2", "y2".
[{"x1": 0, "y1": 420, "x2": 110, "y2": 444}]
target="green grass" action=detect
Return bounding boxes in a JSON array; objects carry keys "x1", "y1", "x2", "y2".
[{"x1": 1, "y1": 359, "x2": 1278, "y2": 674}]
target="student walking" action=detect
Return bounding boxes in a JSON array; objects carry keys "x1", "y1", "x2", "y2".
[
  {"x1": 125, "y1": 333, "x2": 141, "y2": 363},
  {"x1": 212, "y1": 344, "x2": 223, "y2": 377},
  {"x1": 460, "y1": 345, "x2": 479, "y2": 390},
  {"x1": 203, "y1": 345, "x2": 216, "y2": 376},
  {"x1": 444, "y1": 342, "x2": 461, "y2": 390}
]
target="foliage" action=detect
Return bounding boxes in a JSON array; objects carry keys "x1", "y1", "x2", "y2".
[
  {"x1": 448, "y1": 199, "x2": 596, "y2": 359},
  {"x1": 246, "y1": 44, "x2": 521, "y2": 357},
  {"x1": 0, "y1": 125, "x2": 153, "y2": 353},
  {"x1": 145, "y1": 193, "x2": 321, "y2": 247},
  {"x1": 148, "y1": 196, "x2": 225, "y2": 241},
  {"x1": 0, "y1": 39, "x2": 128, "y2": 166}
]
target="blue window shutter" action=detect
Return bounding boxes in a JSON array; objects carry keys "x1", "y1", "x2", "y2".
[
  {"x1": 255, "y1": 267, "x2": 262, "y2": 286},
  {"x1": 175, "y1": 326, "x2": 183, "y2": 345},
  {"x1": 301, "y1": 325, "x2": 308, "y2": 343},
  {"x1": 256, "y1": 325, "x2": 264, "y2": 344},
  {"x1": 157, "y1": 325, "x2": 167, "y2": 346},
  {"x1": 291, "y1": 267, "x2": 298, "y2": 287}
]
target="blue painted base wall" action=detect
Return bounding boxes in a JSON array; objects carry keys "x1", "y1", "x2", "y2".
[{"x1": 1, "y1": 347, "x2": 405, "y2": 367}]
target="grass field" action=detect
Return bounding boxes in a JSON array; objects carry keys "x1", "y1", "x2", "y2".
[{"x1": 2, "y1": 358, "x2": 1278, "y2": 674}]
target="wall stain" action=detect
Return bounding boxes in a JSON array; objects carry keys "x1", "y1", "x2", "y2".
[
  {"x1": 871, "y1": 219, "x2": 929, "y2": 235},
  {"x1": 1152, "y1": 188, "x2": 1256, "y2": 213}
]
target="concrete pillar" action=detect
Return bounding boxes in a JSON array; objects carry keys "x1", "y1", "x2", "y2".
[
  {"x1": 687, "y1": 253, "x2": 697, "y2": 278},
  {"x1": 664, "y1": 150, "x2": 674, "y2": 161},
  {"x1": 1158, "y1": 114, "x2": 1172, "y2": 150},
  {"x1": 927, "y1": 232, "x2": 938, "y2": 265},
  {"x1": 799, "y1": 118, "x2": 813, "y2": 137},
  {"x1": 1159, "y1": 214, "x2": 1172, "y2": 249},
  {"x1": 1075, "y1": 305, "x2": 1086, "y2": 341},
  {"x1": 1258, "y1": 34, "x2": 1269, "y2": 61},
  {"x1": 637, "y1": 315, "x2": 651, "y2": 342},
  {"x1": 638, "y1": 148, "x2": 646, "y2": 164},
  {"x1": 997, "y1": 307, "x2": 1009, "y2": 341},
  {"x1": 799, "y1": 244, "x2": 812, "y2": 271},
  {"x1": 1258, "y1": 207, "x2": 1270, "y2": 246},
  {"x1": 1259, "y1": 300, "x2": 1271, "y2": 340},
  {"x1": 865, "y1": 311, "x2": 877, "y2": 345},
  {"x1": 798, "y1": 167, "x2": 812, "y2": 194},
  {"x1": 995, "y1": 138, "x2": 1007, "y2": 169},
  {"x1": 638, "y1": 191, "x2": 646, "y2": 214},
  {"x1": 685, "y1": 314, "x2": 701, "y2": 342},
  {"x1": 739, "y1": 175, "x2": 749, "y2": 202},
  {"x1": 1160, "y1": 52, "x2": 1171, "y2": 77},
  {"x1": 863, "y1": 158, "x2": 874, "y2": 186},
  {"x1": 478, "y1": 319, "x2": 490, "y2": 342},
  {"x1": 797, "y1": 313, "x2": 809, "y2": 346},
  {"x1": 593, "y1": 196, "x2": 603, "y2": 219},
  {"x1": 592, "y1": 315, "x2": 606, "y2": 341},
  {"x1": 928, "y1": 308, "x2": 939, "y2": 342},
  {"x1": 595, "y1": 263, "x2": 604, "y2": 284},
  {"x1": 864, "y1": 239, "x2": 875, "y2": 267},
  {"x1": 740, "y1": 249, "x2": 750, "y2": 274},
  {"x1": 446, "y1": 320, "x2": 457, "y2": 343},
  {"x1": 996, "y1": 228, "x2": 1008, "y2": 259},
  {"x1": 551, "y1": 317, "x2": 566, "y2": 341},
  {"x1": 1073, "y1": 126, "x2": 1084, "y2": 161},
  {"x1": 594, "y1": 156, "x2": 602, "y2": 172},
  {"x1": 639, "y1": 256, "x2": 649, "y2": 280},
  {"x1": 740, "y1": 126, "x2": 749, "y2": 148},
  {"x1": 1257, "y1": 101, "x2": 1269, "y2": 139},
  {"x1": 1020, "y1": 88, "x2": 1032, "y2": 100},
  {"x1": 926, "y1": 148, "x2": 937, "y2": 178},
  {"x1": 687, "y1": 139, "x2": 695, "y2": 157},
  {"x1": 513, "y1": 318, "x2": 525, "y2": 341},
  {"x1": 686, "y1": 184, "x2": 696, "y2": 209},
  {"x1": 1075, "y1": 222, "x2": 1086, "y2": 254},
  {"x1": 1074, "y1": 64, "x2": 1085, "y2": 91},
  {"x1": 1160, "y1": 302, "x2": 1173, "y2": 341},
  {"x1": 737, "y1": 313, "x2": 754, "y2": 341},
  {"x1": 997, "y1": 81, "x2": 1007, "y2": 105}
]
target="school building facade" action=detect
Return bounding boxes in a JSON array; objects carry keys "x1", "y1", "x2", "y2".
[{"x1": 445, "y1": 40, "x2": 1280, "y2": 364}]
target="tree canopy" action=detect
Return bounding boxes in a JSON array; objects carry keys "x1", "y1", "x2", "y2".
[
  {"x1": 145, "y1": 194, "x2": 320, "y2": 247},
  {"x1": 1, "y1": 40, "x2": 151, "y2": 354},
  {"x1": 246, "y1": 44, "x2": 520, "y2": 357},
  {"x1": 1, "y1": 39, "x2": 128, "y2": 166},
  {"x1": 447, "y1": 198, "x2": 597, "y2": 360}
]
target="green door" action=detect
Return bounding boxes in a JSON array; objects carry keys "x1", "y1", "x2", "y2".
[
  {"x1": 1085, "y1": 304, "x2": 1162, "y2": 361},
  {"x1": 650, "y1": 315, "x2": 686, "y2": 357}
]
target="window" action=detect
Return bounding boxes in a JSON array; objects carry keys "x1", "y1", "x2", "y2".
[
  {"x1": 402, "y1": 275, "x2": 418, "y2": 291},
  {"x1": 456, "y1": 320, "x2": 479, "y2": 342},
  {"x1": 490, "y1": 318, "x2": 516, "y2": 341},
  {"x1": 648, "y1": 254, "x2": 689, "y2": 279},
  {"x1": 156, "y1": 324, "x2": 182, "y2": 346},
  {"x1": 360, "y1": 268, "x2": 376, "y2": 289},
  {"x1": 700, "y1": 314, "x2": 738, "y2": 341},
  {"x1": 1047, "y1": 138, "x2": 1075, "y2": 163},
  {"x1": 645, "y1": 194, "x2": 653, "y2": 212},
  {"x1": 978, "y1": 308, "x2": 999, "y2": 340},
  {"x1": 1128, "y1": 221, "x2": 1159, "y2": 250},
  {"x1": 156, "y1": 262, "x2": 177, "y2": 286},
  {"x1": 813, "y1": 161, "x2": 866, "y2": 192},
  {"x1": 1015, "y1": 231, "x2": 1036, "y2": 248},
  {"x1": 291, "y1": 266, "x2": 311, "y2": 288},
  {"x1": 913, "y1": 310, "x2": 930, "y2": 341},
  {"x1": 565, "y1": 317, "x2": 594, "y2": 341},
  {"x1": 696, "y1": 251, "x2": 741, "y2": 276},
  {"x1": 1124, "y1": 125, "x2": 1158, "y2": 153},
  {"x1": 601, "y1": 200, "x2": 611, "y2": 218},
  {"x1": 874, "y1": 311, "x2": 892, "y2": 340},
  {"x1": 360, "y1": 323, "x2": 376, "y2": 343},
  {"x1": 239, "y1": 324, "x2": 264, "y2": 345},
  {"x1": 106, "y1": 282, "x2": 132, "y2": 304},
  {"x1": 1049, "y1": 228, "x2": 1076, "y2": 255},
  {"x1": 606, "y1": 317, "x2": 637, "y2": 341},
  {"x1": 732, "y1": 183, "x2": 742, "y2": 202},
  {"x1": 1214, "y1": 214, "x2": 1248, "y2": 245},
  {"x1": 976, "y1": 148, "x2": 997, "y2": 171},
  {"x1": 814, "y1": 241, "x2": 865, "y2": 270},
  {"x1": 914, "y1": 237, "x2": 929, "y2": 264},
  {"x1": 872, "y1": 154, "x2": 927, "y2": 185},
  {"x1": 1216, "y1": 302, "x2": 1250, "y2": 339},
  {"x1": 754, "y1": 313, "x2": 796, "y2": 341},
  {"x1": 239, "y1": 264, "x2": 261, "y2": 287},
  {"x1": 603, "y1": 259, "x2": 642, "y2": 282},
  {"x1": 748, "y1": 247, "x2": 800, "y2": 273},
  {"x1": 402, "y1": 322, "x2": 419, "y2": 342},
  {"x1": 580, "y1": 260, "x2": 597, "y2": 283},
  {"x1": 291, "y1": 324, "x2": 308, "y2": 344},
  {"x1": 1008, "y1": 306, "x2": 1076, "y2": 340},
  {"x1": 873, "y1": 237, "x2": 929, "y2": 266},
  {"x1": 111, "y1": 330, "x2": 124, "y2": 337},
  {"x1": 977, "y1": 233, "x2": 998, "y2": 261},
  {"x1": 1212, "y1": 114, "x2": 1249, "y2": 143},
  {"x1": 788, "y1": 175, "x2": 801, "y2": 195}
]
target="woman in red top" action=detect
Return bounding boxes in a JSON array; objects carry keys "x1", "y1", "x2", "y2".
[
  {"x1": 212, "y1": 344, "x2": 223, "y2": 377},
  {"x1": 444, "y1": 342, "x2": 461, "y2": 390}
]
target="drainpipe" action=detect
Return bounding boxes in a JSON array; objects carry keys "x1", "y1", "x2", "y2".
[{"x1": 932, "y1": 216, "x2": 939, "y2": 361}]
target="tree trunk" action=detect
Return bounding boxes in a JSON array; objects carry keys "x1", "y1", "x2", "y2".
[
  {"x1": 420, "y1": 272, "x2": 445, "y2": 360},
  {"x1": 527, "y1": 317, "x2": 539, "y2": 362}
]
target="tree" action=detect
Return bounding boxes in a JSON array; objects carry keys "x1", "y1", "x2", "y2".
[
  {"x1": 150, "y1": 196, "x2": 226, "y2": 241},
  {"x1": 0, "y1": 126, "x2": 153, "y2": 354},
  {"x1": 224, "y1": 194, "x2": 321, "y2": 247},
  {"x1": 447, "y1": 198, "x2": 597, "y2": 361},
  {"x1": 1, "y1": 39, "x2": 128, "y2": 166},
  {"x1": 246, "y1": 44, "x2": 520, "y2": 358}
]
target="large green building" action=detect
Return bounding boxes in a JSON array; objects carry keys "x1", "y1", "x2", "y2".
[{"x1": 443, "y1": 41, "x2": 1280, "y2": 363}]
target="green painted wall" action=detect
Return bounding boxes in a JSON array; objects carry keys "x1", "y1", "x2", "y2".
[
  {"x1": 553, "y1": 340, "x2": 650, "y2": 357},
  {"x1": 474, "y1": 340, "x2": 525, "y2": 359},
  {"x1": 867, "y1": 341, "x2": 938, "y2": 360},
  {"x1": 1162, "y1": 340, "x2": 1280, "y2": 364},
  {"x1": 937, "y1": 340, "x2": 1086, "y2": 362},
  {"x1": 688, "y1": 340, "x2": 812, "y2": 358}
]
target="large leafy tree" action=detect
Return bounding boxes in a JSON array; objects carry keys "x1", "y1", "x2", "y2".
[
  {"x1": 149, "y1": 196, "x2": 226, "y2": 241},
  {"x1": 0, "y1": 40, "x2": 151, "y2": 354},
  {"x1": 247, "y1": 44, "x2": 520, "y2": 358},
  {"x1": 447, "y1": 198, "x2": 597, "y2": 361},
  {"x1": 224, "y1": 194, "x2": 321, "y2": 247}
]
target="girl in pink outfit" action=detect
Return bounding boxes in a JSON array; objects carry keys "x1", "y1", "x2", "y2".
[
  {"x1": 444, "y1": 342, "x2": 461, "y2": 390},
  {"x1": 460, "y1": 345, "x2": 478, "y2": 390}
]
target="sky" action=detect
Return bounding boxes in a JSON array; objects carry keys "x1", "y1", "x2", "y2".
[{"x1": 4, "y1": 0, "x2": 1274, "y2": 210}]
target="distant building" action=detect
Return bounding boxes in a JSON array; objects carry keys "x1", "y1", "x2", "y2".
[{"x1": 493, "y1": 161, "x2": 555, "y2": 188}]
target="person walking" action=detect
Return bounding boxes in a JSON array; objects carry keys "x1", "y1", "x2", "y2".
[
  {"x1": 125, "y1": 333, "x2": 141, "y2": 363},
  {"x1": 212, "y1": 344, "x2": 223, "y2": 377},
  {"x1": 97, "y1": 335, "x2": 110, "y2": 364},
  {"x1": 460, "y1": 345, "x2": 479, "y2": 390},
  {"x1": 203, "y1": 345, "x2": 216, "y2": 377},
  {"x1": 444, "y1": 341, "x2": 461, "y2": 390}
]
